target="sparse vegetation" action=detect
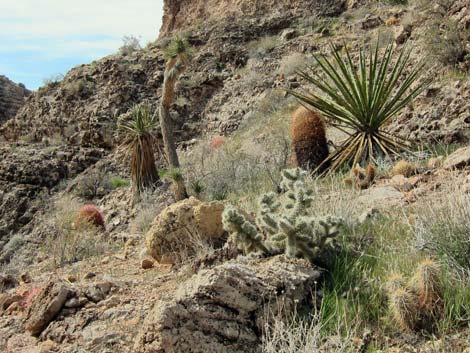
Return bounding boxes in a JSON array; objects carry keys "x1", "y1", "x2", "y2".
[
  {"x1": 44, "y1": 197, "x2": 115, "y2": 267},
  {"x1": 109, "y1": 176, "x2": 130, "y2": 189},
  {"x1": 119, "y1": 35, "x2": 142, "y2": 56},
  {"x1": 74, "y1": 169, "x2": 112, "y2": 200},
  {"x1": 276, "y1": 53, "x2": 308, "y2": 76},
  {"x1": 425, "y1": 18, "x2": 470, "y2": 71},
  {"x1": 248, "y1": 36, "x2": 280, "y2": 59}
]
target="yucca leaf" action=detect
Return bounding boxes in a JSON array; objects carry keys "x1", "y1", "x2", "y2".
[{"x1": 291, "y1": 37, "x2": 431, "y2": 173}]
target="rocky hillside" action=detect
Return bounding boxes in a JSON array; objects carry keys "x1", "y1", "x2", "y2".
[
  {"x1": 0, "y1": 0, "x2": 469, "y2": 352},
  {"x1": 159, "y1": 0, "x2": 347, "y2": 37},
  {"x1": 0, "y1": 76, "x2": 30, "y2": 125}
]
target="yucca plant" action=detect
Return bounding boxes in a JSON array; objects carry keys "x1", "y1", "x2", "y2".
[
  {"x1": 290, "y1": 40, "x2": 432, "y2": 173},
  {"x1": 160, "y1": 36, "x2": 191, "y2": 169},
  {"x1": 117, "y1": 104, "x2": 159, "y2": 194}
]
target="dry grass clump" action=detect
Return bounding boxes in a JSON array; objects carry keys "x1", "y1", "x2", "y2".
[
  {"x1": 45, "y1": 196, "x2": 114, "y2": 268},
  {"x1": 391, "y1": 160, "x2": 415, "y2": 177},
  {"x1": 262, "y1": 310, "x2": 353, "y2": 353},
  {"x1": 248, "y1": 35, "x2": 280, "y2": 59},
  {"x1": 130, "y1": 189, "x2": 167, "y2": 235},
  {"x1": 277, "y1": 53, "x2": 308, "y2": 76},
  {"x1": 414, "y1": 185, "x2": 470, "y2": 274}
]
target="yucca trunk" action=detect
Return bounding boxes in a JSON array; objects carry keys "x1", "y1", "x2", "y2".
[
  {"x1": 160, "y1": 58, "x2": 180, "y2": 168},
  {"x1": 159, "y1": 57, "x2": 188, "y2": 200},
  {"x1": 132, "y1": 135, "x2": 159, "y2": 193}
]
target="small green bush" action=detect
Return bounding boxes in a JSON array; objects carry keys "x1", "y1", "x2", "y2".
[{"x1": 109, "y1": 176, "x2": 130, "y2": 189}]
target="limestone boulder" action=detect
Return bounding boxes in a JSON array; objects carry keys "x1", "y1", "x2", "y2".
[
  {"x1": 444, "y1": 146, "x2": 470, "y2": 170},
  {"x1": 24, "y1": 282, "x2": 71, "y2": 336},
  {"x1": 133, "y1": 255, "x2": 321, "y2": 353},
  {"x1": 145, "y1": 197, "x2": 226, "y2": 264}
]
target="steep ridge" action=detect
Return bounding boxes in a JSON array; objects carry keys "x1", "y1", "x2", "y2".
[
  {"x1": 159, "y1": 0, "x2": 347, "y2": 37},
  {"x1": 0, "y1": 76, "x2": 30, "y2": 125}
]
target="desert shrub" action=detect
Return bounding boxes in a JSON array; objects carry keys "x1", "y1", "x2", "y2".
[
  {"x1": 385, "y1": 0, "x2": 408, "y2": 4},
  {"x1": 74, "y1": 169, "x2": 112, "y2": 200},
  {"x1": 277, "y1": 53, "x2": 308, "y2": 76},
  {"x1": 64, "y1": 79, "x2": 94, "y2": 97},
  {"x1": 119, "y1": 35, "x2": 142, "y2": 56},
  {"x1": 182, "y1": 135, "x2": 291, "y2": 201},
  {"x1": 425, "y1": 19, "x2": 470, "y2": 70},
  {"x1": 109, "y1": 176, "x2": 130, "y2": 189},
  {"x1": 42, "y1": 73, "x2": 64, "y2": 86},
  {"x1": 248, "y1": 36, "x2": 280, "y2": 59},
  {"x1": 45, "y1": 197, "x2": 114, "y2": 267}
]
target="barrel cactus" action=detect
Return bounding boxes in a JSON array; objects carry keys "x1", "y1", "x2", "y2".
[{"x1": 75, "y1": 205, "x2": 105, "y2": 230}]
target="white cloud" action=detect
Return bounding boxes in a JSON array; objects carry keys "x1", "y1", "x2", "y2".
[{"x1": 0, "y1": 0, "x2": 164, "y2": 57}]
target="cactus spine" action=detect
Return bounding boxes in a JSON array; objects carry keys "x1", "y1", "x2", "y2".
[
  {"x1": 386, "y1": 258, "x2": 443, "y2": 332},
  {"x1": 222, "y1": 168, "x2": 342, "y2": 263},
  {"x1": 291, "y1": 106, "x2": 330, "y2": 173},
  {"x1": 344, "y1": 163, "x2": 376, "y2": 189}
]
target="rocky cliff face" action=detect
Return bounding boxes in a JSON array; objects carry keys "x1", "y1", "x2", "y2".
[
  {"x1": 159, "y1": 0, "x2": 346, "y2": 37},
  {"x1": 0, "y1": 76, "x2": 30, "y2": 125}
]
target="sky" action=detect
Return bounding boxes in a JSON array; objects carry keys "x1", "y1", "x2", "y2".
[{"x1": 0, "y1": 0, "x2": 164, "y2": 90}]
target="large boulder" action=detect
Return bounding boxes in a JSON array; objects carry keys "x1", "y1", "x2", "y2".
[
  {"x1": 444, "y1": 146, "x2": 470, "y2": 170},
  {"x1": 133, "y1": 255, "x2": 321, "y2": 353},
  {"x1": 24, "y1": 282, "x2": 71, "y2": 336},
  {"x1": 145, "y1": 197, "x2": 226, "y2": 264}
]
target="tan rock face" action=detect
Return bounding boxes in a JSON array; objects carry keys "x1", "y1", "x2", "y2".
[
  {"x1": 24, "y1": 282, "x2": 71, "y2": 336},
  {"x1": 159, "y1": 0, "x2": 346, "y2": 37},
  {"x1": 444, "y1": 146, "x2": 470, "y2": 170},
  {"x1": 145, "y1": 197, "x2": 226, "y2": 264},
  {"x1": 133, "y1": 255, "x2": 321, "y2": 353},
  {"x1": 0, "y1": 75, "x2": 30, "y2": 125}
]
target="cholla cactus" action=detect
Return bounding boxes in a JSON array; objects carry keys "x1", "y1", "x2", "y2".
[
  {"x1": 222, "y1": 206, "x2": 269, "y2": 254},
  {"x1": 222, "y1": 168, "x2": 343, "y2": 263}
]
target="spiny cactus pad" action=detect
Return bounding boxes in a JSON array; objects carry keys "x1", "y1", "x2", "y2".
[{"x1": 222, "y1": 168, "x2": 343, "y2": 263}]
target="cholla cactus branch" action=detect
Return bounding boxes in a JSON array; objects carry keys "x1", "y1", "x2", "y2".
[
  {"x1": 222, "y1": 168, "x2": 343, "y2": 264},
  {"x1": 222, "y1": 207, "x2": 269, "y2": 254}
]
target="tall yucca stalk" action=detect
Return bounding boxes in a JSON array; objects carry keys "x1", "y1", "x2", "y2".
[
  {"x1": 159, "y1": 36, "x2": 191, "y2": 200},
  {"x1": 117, "y1": 104, "x2": 159, "y2": 194},
  {"x1": 160, "y1": 36, "x2": 191, "y2": 168},
  {"x1": 290, "y1": 40, "x2": 431, "y2": 173}
]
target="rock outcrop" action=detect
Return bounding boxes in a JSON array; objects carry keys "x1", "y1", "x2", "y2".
[
  {"x1": 0, "y1": 76, "x2": 30, "y2": 125},
  {"x1": 159, "y1": 0, "x2": 346, "y2": 37},
  {"x1": 0, "y1": 145, "x2": 104, "y2": 257},
  {"x1": 134, "y1": 255, "x2": 321, "y2": 353},
  {"x1": 145, "y1": 197, "x2": 225, "y2": 264},
  {"x1": 24, "y1": 282, "x2": 71, "y2": 336}
]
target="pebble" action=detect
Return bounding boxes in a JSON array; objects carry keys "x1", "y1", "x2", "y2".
[{"x1": 141, "y1": 258, "x2": 154, "y2": 269}]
